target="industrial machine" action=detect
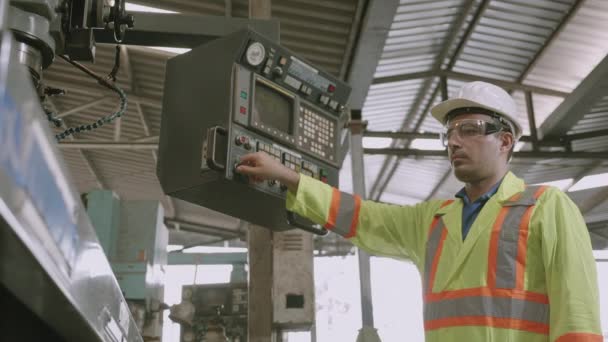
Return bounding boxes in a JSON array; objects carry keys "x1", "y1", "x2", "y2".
[
  {"x1": 170, "y1": 283, "x2": 249, "y2": 342},
  {"x1": 0, "y1": 1, "x2": 279, "y2": 341},
  {"x1": 87, "y1": 191, "x2": 169, "y2": 341},
  {"x1": 157, "y1": 29, "x2": 351, "y2": 234}
]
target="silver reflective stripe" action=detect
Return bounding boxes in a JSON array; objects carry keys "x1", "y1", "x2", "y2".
[
  {"x1": 424, "y1": 296, "x2": 549, "y2": 324},
  {"x1": 332, "y1": 191, "x2": 357, "y2": 237},
  {"x1": 424, "y1": 217, "x2": 446, "y2": 293},
  {"x1": 495, "y1": 186, "x2": 542, "y2": 289},
  {"x1": 503, "y1": 186, "x2": 542, "y2": 207}
]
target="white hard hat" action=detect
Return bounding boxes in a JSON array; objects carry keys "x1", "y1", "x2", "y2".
[{"x1": 430, "y1": 81, "x2": 522, "y2": 139}]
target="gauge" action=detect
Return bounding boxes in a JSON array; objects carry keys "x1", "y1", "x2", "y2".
[{"x1": 246, "y1": 42, "x2": 266, "y2": 67}]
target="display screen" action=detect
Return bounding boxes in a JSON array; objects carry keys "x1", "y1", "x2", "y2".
[{"x1": 254, "y1": 81, "x2": 294, "y2": 135}]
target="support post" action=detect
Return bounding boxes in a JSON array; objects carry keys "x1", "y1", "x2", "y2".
[
  {"x1": 248, "y1": 2, "x2": 274, "y2": 342},
  {"x1": 349, "y1": 116, "x2": 382, "y2": 342}
]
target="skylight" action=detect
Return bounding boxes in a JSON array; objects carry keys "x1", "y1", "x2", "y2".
[
  {"x1": 125, "y1": 3, "x2": 176, "y2": 13},
  {"x1": 410, "y1": 138, "x2": 444, "y2": 151},
  {"x1": 569, "y1": 172, "x2": 608, "y2": 192}
]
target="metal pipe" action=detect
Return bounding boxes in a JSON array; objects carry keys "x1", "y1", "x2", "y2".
[{"x1": 349, "y1": 119, "x2": 376, "y2": 329}]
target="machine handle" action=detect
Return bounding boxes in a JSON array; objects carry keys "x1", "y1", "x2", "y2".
[
  {"x1": 205, "y1": 126, "x2": 228, "y2": 171},
  {"x1": 286, "y1": 211, "x2": 329, "y2": 236}
]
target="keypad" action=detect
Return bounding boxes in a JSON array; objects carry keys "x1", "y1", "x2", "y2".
[
  {"x1": 257, "y1": 141, "x2": 282, "y2": 162},
  {"x1": 298, "y1": 105, "x2": 335, "y2": 161},
  {"x1": 283, "y1": 153, "x2": 302, "y2": 172}
]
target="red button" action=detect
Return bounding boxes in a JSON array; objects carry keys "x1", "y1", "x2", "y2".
[
  {"x1": 328, "y1": 84, "x2": 335, "y2": 93},
  {"x1": 240, "y1": 106, "x2": 247, "y2": 114}
]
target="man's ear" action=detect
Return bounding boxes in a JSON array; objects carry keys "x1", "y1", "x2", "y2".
[{"x1": 500, "y1": 132, "x2": 514, "y2": 152}]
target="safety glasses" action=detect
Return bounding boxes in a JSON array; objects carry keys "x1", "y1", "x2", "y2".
[{"x1": 440, "y1": 119, "x2": 503, "y2": 147}]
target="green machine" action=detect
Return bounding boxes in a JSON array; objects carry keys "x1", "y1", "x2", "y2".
[{"x1": 87, "y1": 191, "x2": 168, "y2": 340}]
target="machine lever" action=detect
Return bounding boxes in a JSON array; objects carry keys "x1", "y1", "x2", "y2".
[{"x1": 286, "y1": 211, "x2": 329, "y2": 236}]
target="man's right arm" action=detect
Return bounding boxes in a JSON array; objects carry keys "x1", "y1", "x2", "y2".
[{"x1": 236, "y1": 152, "x2": 442, "y2": 266}]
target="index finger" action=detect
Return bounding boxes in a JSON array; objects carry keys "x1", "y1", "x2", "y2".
[{"x1": 238, "y1": 152, "x2": 259, "y2": 163}]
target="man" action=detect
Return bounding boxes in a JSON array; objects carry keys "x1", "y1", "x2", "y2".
[{"x1": 236, "y1": 81, "x2": 602, "y2": 341}]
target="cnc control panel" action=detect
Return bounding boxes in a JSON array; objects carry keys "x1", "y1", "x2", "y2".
[{"x1": 158, "y1": 29, "x2": 350, "y2": 231}]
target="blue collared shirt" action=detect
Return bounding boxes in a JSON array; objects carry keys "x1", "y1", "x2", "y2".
[{"x1": 455, "y1": 180, "x2": 503, "y2": 240}]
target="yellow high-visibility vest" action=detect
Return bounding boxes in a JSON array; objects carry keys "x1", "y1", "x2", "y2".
[{"x1": 286, "y1": 171, "x2": 602, "y2": 342}]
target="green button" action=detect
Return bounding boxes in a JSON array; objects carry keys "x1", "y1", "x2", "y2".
[{"x1": 240, "y1": 91, "x2": 248, "y2": 99}]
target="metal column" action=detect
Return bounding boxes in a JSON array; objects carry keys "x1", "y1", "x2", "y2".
[
  {"x1": 350, "y1": 119, "x2": 382, "y2": 342},
  {"x1": 0, "y1": 0, "x2": 7, "y2": 29},
  {"x1": 247, "y1": 2, "x2": 274, "y2": 342}
]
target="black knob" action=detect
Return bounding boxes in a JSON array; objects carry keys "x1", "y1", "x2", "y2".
[{"x1": 272, "y1": 67, "x2": 284, "y2": 77}]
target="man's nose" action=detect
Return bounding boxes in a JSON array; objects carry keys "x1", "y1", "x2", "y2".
[{"x1": 448, "y1": 133, "x2": 462, "y2": 149}]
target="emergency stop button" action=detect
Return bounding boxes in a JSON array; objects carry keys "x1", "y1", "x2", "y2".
[{"x1": 235, "y1": 135, "x2": 250, "y2": 149}]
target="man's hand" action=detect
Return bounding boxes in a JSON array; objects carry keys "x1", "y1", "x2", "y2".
[{"x1": 235, "y1": 152, "x2": 300, "y2": 192}]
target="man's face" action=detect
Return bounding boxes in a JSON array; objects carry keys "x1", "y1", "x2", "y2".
[{"x1": 445, "y1": 113, "x2": 509, "y2": 183}]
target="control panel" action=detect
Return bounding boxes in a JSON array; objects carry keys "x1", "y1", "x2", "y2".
[
  {"x1": 228, "y1": 126, "x2": 334, "y2": 197},
  {"x1": 158, "y1": 29, "x2": 349, "y2": 232}
]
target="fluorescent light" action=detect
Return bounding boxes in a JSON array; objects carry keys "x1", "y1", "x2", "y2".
[
  {"x1": 593, "y1": 250, "x2": 608, "y2": 259},
  {"x1": 362, "y1": 137, "x2": 392, "y2": 149},
  {"x1": 167, "y1": 244, "x2": 183, "y2": 252},
  {"x1": 569, "y1": 172, "x2": 608, "y2": 192},
  {"x1": 184, "y1": 246, "x2": 247, "y2": 253},
  {"x1": 125, "y1": 3, "x2": 176, "y2": 13},
  {"x1": 532, "y1": 178, "x2": 573, "y2": 191},
  {"x1": 514, "y1": 141, "x2": 525, "y2": 152},
  {"x1": 410, "y1": 138, "x2": 444, "y2": 151},
  {"x1": 146, "y1": 46, "x2": 191, "y2": 55}
]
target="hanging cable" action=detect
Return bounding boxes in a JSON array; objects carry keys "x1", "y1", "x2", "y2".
[{"x1": 54, "y1": 50, "x2": 127, "y2": 141}]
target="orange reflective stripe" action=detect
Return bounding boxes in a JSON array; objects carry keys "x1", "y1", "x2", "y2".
[
  {"x1": 487, "y1": 206, "x2": 510, "y2": 288},
  {"x1": 344, "y1": 194, "x2": 361, "y2": 238},
  {"x1": 556, "y1": 333, "x2": 604, "y2": 342},
  {"x1": 424, "y1": 316, "x2": 549, "y2": 335},
  {"x1": 424, "y1": 287, "x2": 549, "y2": 304},
  {"x1": 323, "y1": 188, "x2": 340, "y2": 229}
]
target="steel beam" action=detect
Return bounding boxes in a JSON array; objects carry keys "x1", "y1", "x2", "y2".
[
  {"x1": 165, "y1": 218, "x2": 244, "y2": 238},
  {"x1": 364, "y1": 148, "x2": 608, "y2": 160},
  {"x1": 539, "y1": 54, "x2": 608, "y2": 138},
  {"x1": 426, "y1": 168, "x2": 452, "y2": 201},
  {"x1": 516, "y1": 0, "x2": 584, "y2": 84},
  {"x1": 58, "y1": 141, "x2": 158, "y2": 150},
  {"x1": 168, "y1": 252, "x2": 247, "y2": 265},
  {"x1": 345, "y1": 0, "x2": 400, "y2": 109},
  {"x1": 579, "y1": 187, "x2": 608, "y2": 215},
  {"x1": 46, "y1": 80, "x2": 163, "y2": 109},
  {"x1": 349, "y1": 120, "x2": 377, "y2": 333},
  {"x1": 94, "y1": 12, "x2": 280, "y2": 47},
  {"x1": 370, "y1": 1, "x2": 487, "y2": 201},
  {"x1": 372, "y1": 70, "x2": 570, "y2": 98},
  {"x1": 338, "y1": 0, "x2": 366, "y2": 80},
  {"x1": 362, "y1": 130, "x2": 602, "y2": 146},
  {"x1": 56, "y1": 96, "x2": 109, "y2": 119}
]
